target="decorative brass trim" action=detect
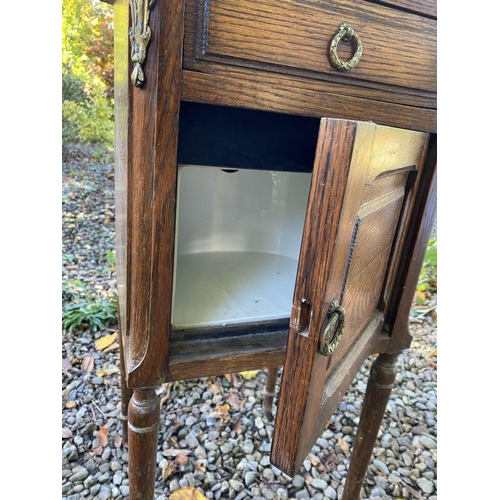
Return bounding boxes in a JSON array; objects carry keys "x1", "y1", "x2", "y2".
[
  {"x1": 129, "y1": 0, "x2": 156, "y2": 87},
  {"x1": 319, "y1": 299, "x2": 346, "y2": 356},
  {"x1": 329, "y1": 22, "x2": 363, "y2": 72}
]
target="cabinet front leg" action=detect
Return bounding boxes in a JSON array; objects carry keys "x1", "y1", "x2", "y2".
[
  {"x1": 343, "y1": 353, "x2": 398, "y2": 500},
  {"x1": 128, "y1": 387, "x2": 160, "y2": 500},
  {"x1": 118, "y1": 333, "x2": 133, "y2": 444}
]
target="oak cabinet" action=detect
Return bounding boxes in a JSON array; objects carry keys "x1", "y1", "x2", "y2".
[{"x1": 111, "y1": 0, "x2": 436, "y2": 497}]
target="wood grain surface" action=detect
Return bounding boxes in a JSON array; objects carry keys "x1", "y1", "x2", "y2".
[
  {"x1": 184, "y1": 0, "x2": 436, "y2": 93},
  {"x1": 181, "y1": 65, "x2": 436, "y2": 133},
  {"x1": 271, "y1": 119, "x2": 430, "y2": 476}
]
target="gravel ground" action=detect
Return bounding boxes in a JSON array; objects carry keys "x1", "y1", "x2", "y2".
[{"x1": 62, "y1": 144, "x2": 437, "y2": 500}]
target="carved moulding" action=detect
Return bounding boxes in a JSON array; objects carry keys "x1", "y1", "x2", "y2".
[{"x1": 129, "y1": 0, "x2": 155, "y2": 87}]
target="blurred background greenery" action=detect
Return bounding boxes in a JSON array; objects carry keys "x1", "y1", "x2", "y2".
[{"x1": 62, "y1": 0, "x2": 114, "y2": 147}]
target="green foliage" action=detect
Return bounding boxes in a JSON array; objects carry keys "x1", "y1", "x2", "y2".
[
  {"x1": 62, "y1": 86, "x2": 114, "y2": 145},
  {"x1": 62, "y1": 279, "x2": 118, "y2": 333},
  {"x1": 106, "y1": 249, "x2": 116, "y2": 267},
  {"x1": 62, "y1": 0, "x2": 114, "y2": 146},
  {"x1": 417, "y1": 238, "x2": 437, "y2": 294},
  {"x1": 63, "y1": 297, "x2": 118, "y2": 334}
]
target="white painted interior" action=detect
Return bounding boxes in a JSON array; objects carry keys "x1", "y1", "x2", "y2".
[{"x1": 172, "y1": 165, "x2": 312, "y2": 328}]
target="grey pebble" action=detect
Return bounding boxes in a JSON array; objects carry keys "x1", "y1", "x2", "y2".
[
  {"x1": 419, "y1": 435, "x2": 437, "y2": 449},
  {"x1": 417, "y1": 477, "x2": 435, "y2": 493},
  {"x1": 90, "y1": 484, "x2": 101, "y2": 496},
  {"x1": 245, "y1": 471, "x2": 258, "y2": 487},
  {"x1": 324, "y1": 486, "x2": 337, "y2": 499},
  {"x1": 295, "y1": 489, "x2": 311, "y2": 499},
  {"x1": 185, "y1": 415, "x2": 198, "y2": 427},
  {"x1": 220, "y1": 442, "x2": 234, "y2": 454},
  {"x1": 373, "y1": 459, "x2": 390, "y2": 476},
  {"x1": 311, "y1": 478, "x2": 328, "y2": 490},
  {"x1": 229, "y1": 480, "x2": 244, "y2": 492},
  {"x1": 186, "y1": 431, "x2": 200, "y2": 448},
  {"x1": 242, "y1": 441, "x2": 255, "y2": 454},
  {"x1": 293, "y1": 475, "x2": 305, "y2": 488},
  {"x1": 388, "y1": 473, "x2": 401, "y2": 484},
  {"x1": 98, "y1": 485, "x2": 111, "y2": 500},
  {"x1": 70, "y1": 468, "x2": 89, "y2": 482},
  {"x1": 276, "y1": 487, "x2": 288, "y2": 499},
  {"x1": 262, "y1": 468, "x2": 274, "y2": 482}
]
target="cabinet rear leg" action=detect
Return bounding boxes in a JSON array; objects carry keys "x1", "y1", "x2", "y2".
[
  {"x1": 342, "y1": 352, "x2": 398, "y2": 500},
  {"x1": 128, "y1": 387, "x2": 160, "y2": 500},
  {"x1": 262, "y1": 367, "x2": 279, "y2": 417}
]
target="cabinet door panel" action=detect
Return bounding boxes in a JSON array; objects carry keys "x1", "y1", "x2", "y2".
[{"x1": 271, "y1": 118, "x2": 429, "y2": 476}]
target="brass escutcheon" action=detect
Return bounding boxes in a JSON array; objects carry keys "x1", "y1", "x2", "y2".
[
  {"x1": 329, "y1": 22, "x2": 363, "y2": 72},
  {"x1": 319, "y1": 299, "x2": 346, "y2": 356}
]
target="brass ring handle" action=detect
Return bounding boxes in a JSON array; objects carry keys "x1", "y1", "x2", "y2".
[
  {"x1": 329, "y1": 22, "x2": 363, "y2": 72},
  {"x1": 319, "y1": 299, "x2": 346, "y2": 356}
]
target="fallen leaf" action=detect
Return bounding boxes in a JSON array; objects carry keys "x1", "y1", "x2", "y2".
[
  {"x1": 234, "y1": 420, "x2": 243, "y2": 435},
  {"x1": 216, "y1": 403, "x2": 229, "y2": 414},
  {"x1": 114, "y1": 433, "x2": 123, "y2": 448},
  {"x1": 323, "y1": 452, "x2": 339, "y2": 471},
  {"x1": 239, "y1": 370, "x2": 259, "y2": 380},
  {"x1": 228, "y1": 391, "x2": 241, "y2": 410},
  {"x1": 81, "y1": 356, "x2": 94, "y2": 373},
  {"x1": 95, "y1": 333, "x2": 117, "y2": 351},
  {"x1": 62, "y1": 428, "x2": 73, "y2": 439},
  {"x1": 206, "y1": 380, "x2": 220, "y2": 396},
  {"x1": 96, "y1": 426, "x2": 109, "y2": 448},
  {"x1": 424, "y1": 348, "x2": 437, "y2": 360},
  {"x1": 170, "y1": 487, "x2": 208, "y2": 500},
  {"x1": 103, "y1": 342, "x2": 120, "y2": 353},
  {"x1": 97, "y1": 363, "x2": 120, "y2": 377},
  {"x1": 338, "y1": 438, "x2": 349, "y2": 455},
  {"x1": 175, "y1": 454, "x2": 189, "y2": 466},
  {"x1": 231, "y1": 373, "x2": 242, "y2": 388},
  {"x1": 405, "y1": 483, "x2": 424, "y2": 500},
  {"x1": 162, "y1": 460, "x2": 176, "y2": 481}
]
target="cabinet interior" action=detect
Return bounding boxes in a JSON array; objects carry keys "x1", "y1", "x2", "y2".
[{"x1": 168, "y1": 103, "x2": 320, "y2": 375}]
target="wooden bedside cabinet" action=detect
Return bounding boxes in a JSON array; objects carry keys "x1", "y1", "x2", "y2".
[{"x1": 111, "y1": 0, "x2": 436, "y2": 498}]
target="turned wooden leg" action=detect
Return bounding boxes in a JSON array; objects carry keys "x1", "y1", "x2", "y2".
[
  {"x1": 118, "y1": 332, "x2": 133, "y2": 443},
  {"x1": 128, "y1": 387, "x2": 160, "y2": 500},
  {"x1": 262, "y1": 367, "x2": 279, "y2": 417},
  {"x1": 343, "y1": 353, "x2": 398, "y2": 500}
]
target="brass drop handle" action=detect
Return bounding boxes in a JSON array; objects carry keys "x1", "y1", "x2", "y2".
[
  {"x1": 319, "y1": 299, "x2": 346, "y2": 356},
  {"x1": 329, "y1": 22, "x2": 363, "y2": 72}
]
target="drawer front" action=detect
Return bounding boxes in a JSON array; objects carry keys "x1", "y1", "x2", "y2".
[{"x1": 197, "y1": 0, "x2": 436, "y2": 93}]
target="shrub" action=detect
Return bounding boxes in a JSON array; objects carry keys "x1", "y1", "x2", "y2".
[{"x1": 62, "y1": 0, "x2": 114, "y2": 146}]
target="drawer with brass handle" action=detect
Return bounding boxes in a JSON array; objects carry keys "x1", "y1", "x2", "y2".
[{"x1": 183, "y1": 0, "x2": 436, "y2": 95}]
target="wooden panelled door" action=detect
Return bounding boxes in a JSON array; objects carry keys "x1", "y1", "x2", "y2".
[{"x1": 270, "y1": 118, "x2": 430, "y2": 476}]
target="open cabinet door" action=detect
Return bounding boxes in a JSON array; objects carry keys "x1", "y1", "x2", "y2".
[{"x1": 271, "y1": 118, "x2": 430, "y2": 476}]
